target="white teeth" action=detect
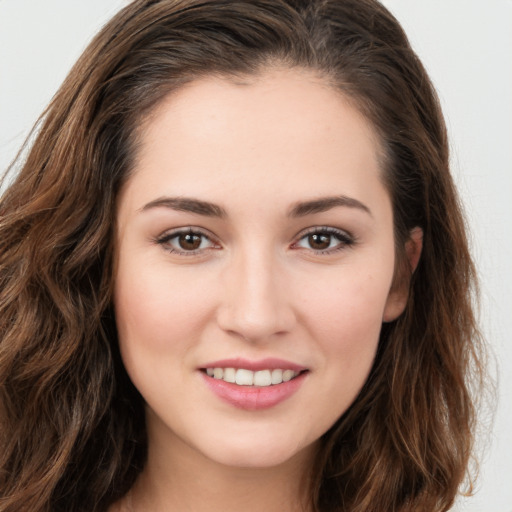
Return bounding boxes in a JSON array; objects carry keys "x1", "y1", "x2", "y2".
[
  {"x1": 271, "y1": 369, "x2": 283, "y2": 384},
  {"x1": 282, "y1": 369, "x2": 295, "y2": 382},
  {"x1": 205, "y1": 367, "x2": 301, "y2": 386},
  {"x1": 223, "y1": 367, "x2": 236, "y2": 383},
  {"x1": 253, "y1": 370, "x2": 272, "y2": 387},
  {"x1": 235, "y1": 368, "x2": 254, "y2": 386}
]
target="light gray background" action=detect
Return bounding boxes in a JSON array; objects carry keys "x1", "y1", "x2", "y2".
[{"x1": 1, "y1": 1, "x2": 511, "y2": 510}]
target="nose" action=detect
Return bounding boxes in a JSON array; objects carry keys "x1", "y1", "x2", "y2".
[{"x1": 216, "y1": 248, "x2": 296, "y2": 343}]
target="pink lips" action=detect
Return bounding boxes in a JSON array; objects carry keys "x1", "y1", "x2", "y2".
[
  {"x1": 200, "y1": 358, "x2": 308, "y2": 410},
  {"x1": 202, "y1": 357, "x2": 306, "y2": 373}
]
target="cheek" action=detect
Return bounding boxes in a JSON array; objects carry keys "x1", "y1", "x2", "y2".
[
  {"x1": 113, "y1": 260, "x2": 218, "y2": 388},
  {"x1": 295, "y1": 266, "x2": 391, "y2": 379},
  {"x1": 299, "y1": 266, "x2": 390, "y2": 334}
]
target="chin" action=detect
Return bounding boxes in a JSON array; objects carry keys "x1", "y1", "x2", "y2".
[{"x1": 197, "y1": 435, "x2": 317, "y2": 470}]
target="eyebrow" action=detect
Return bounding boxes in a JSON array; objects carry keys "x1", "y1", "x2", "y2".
[
  {"x1": 140, "y1": 196, "x2": 227, "y2": 218},
  {"x1": 140, "y1": 194, "x2": 371, "y2": 218},
  {"x1": 288, "y1": 195, "x2": 372, "y2": 218}
]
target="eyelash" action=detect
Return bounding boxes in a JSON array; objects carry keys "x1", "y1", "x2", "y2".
[
  {"x1": 292, "y1": 227, "x2": 355, "y2": 254},
  {"x1": 154, "y1": 226, "x2": 355, "y2": 256},
  {"x1": 154, "y1": 228, "x2": 219, "y2": 256}
]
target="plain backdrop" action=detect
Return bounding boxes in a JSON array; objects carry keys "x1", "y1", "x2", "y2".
[{"x1": 1, "y1": 1, "x2": 511, "y2": 510}]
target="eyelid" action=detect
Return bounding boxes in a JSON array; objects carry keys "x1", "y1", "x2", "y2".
[
  {"x1": 291, "y1": 226, "x2": 355, "y2": 253},
  {"x1": 153, "y1": 225, "x2": 355, "y2": 257},
  {"x1": 154, "y1": 226, "x2": 221, "y2": 255}
]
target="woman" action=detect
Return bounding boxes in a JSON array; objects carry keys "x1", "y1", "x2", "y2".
[{"x1": 0, "y1": 1, "x2": 485, "y2": 511}]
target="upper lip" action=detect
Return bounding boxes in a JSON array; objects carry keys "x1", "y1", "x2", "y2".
[{"x1": 200, "y1": 357, "x2": 307, "y2": 373}]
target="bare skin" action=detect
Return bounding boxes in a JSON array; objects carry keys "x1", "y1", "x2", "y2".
[
  {"x1": 109, "y1": 67, "x2": 422, "y2": 512},
  {"x1": 118, "y1": 419, "x2": 316, "y2": 511}
]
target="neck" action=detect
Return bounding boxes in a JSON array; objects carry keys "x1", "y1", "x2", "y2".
[{"x1": 128, "y1": 420, "x2": 317, "y2": 512}]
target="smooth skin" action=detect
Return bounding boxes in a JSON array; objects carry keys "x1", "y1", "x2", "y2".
[{"x1": 111, "y1": 67, "x2": 422, "y2": 512}]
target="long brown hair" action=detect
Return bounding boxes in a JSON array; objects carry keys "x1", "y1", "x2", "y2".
[{"x1": 0, "y1": 1, "x2": 485, "y2": 510}]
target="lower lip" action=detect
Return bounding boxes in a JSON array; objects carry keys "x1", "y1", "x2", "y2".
[{"x1": 201, "y1": 371, "x2": 307, "y2": 410}]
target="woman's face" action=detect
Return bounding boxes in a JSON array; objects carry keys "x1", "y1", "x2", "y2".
[{"x1": 114, "y1": 68, "x2": 409, "y2": 470}]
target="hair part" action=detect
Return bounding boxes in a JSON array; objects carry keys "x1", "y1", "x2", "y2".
[{"x1": 0, "y1": 1, "x2": 486, "y2": 511}]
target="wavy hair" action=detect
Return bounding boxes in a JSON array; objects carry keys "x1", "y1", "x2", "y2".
[{"x1": 0, "y1": 1, "x2": 485, "y2": 511}]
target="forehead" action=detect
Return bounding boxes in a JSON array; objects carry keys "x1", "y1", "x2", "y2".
[{"x1": 122, "y1": 67, "x2": 387, "y2": 215}]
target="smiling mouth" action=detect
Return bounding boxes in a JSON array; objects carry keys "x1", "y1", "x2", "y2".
[{"x1": 202, "y1": 367, "x2": 305, "y2": 387}]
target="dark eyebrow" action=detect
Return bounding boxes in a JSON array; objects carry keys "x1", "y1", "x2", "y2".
[
  {"x1": 288, "y1": 195, "x2": 372, "y2": 218},
  {"x1": 140, "y1": 196, "x2": 227, "y2": 218}
]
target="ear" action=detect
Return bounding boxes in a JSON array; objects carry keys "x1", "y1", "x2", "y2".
[{"x1": 382, "y1": 227, "x2": 423, "y2": 323}]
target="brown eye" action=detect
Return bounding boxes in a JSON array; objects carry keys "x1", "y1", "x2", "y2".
[
  {"x1": 295, "y1": 228, "x2": 353, "y2": 253},
  {"x1": 157, "y1": 229, "x2": 216, "y2": 254},
  {"x1": 178, "y1": 233, "x2": 203, "y2": 251},
  {"x1": 307, "y1": 233, "x2": 331, "y2": 250}
]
